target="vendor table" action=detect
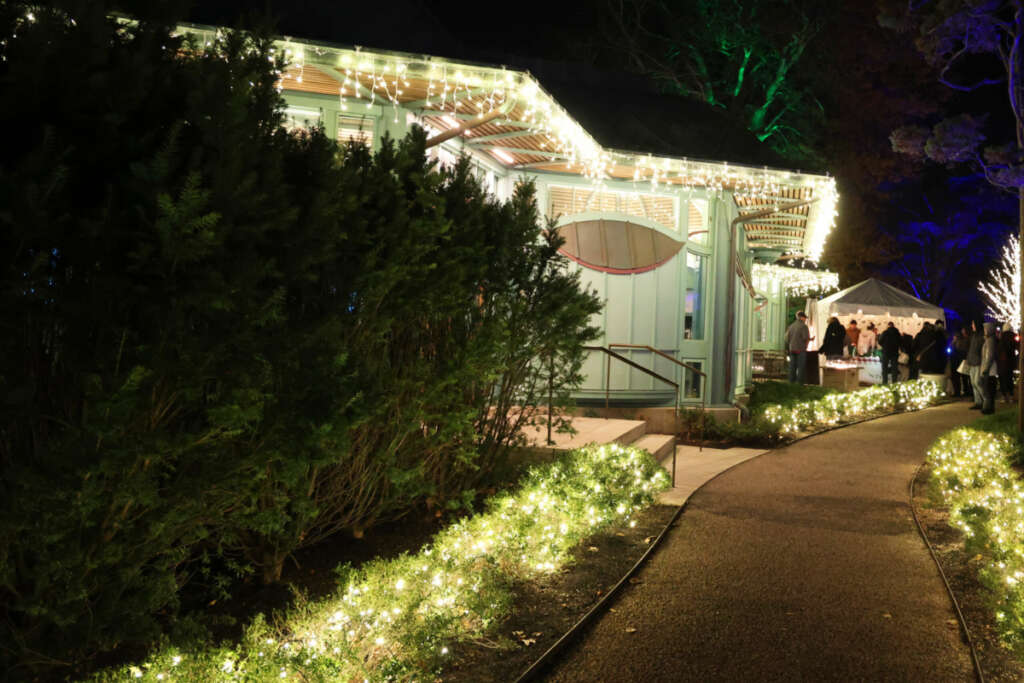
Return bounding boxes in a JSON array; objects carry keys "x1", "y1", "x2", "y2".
[{"x1": 821, "y1": 364, "x2": 860, "y2": 391}]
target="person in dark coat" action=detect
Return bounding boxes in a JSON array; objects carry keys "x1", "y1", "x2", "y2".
[
  {"x1": 950, "y1": 326, "x2": 970, "y2": 397},
  {"x1": 878, "y1": 321, "x2": 902, "y2": 384},
  {"x1": 900, "y1": 331, "x2": 915, "y2": 380},
  {"x1": 821, "y1": 316, "x2": 846, "y2": 359},
  {"x1": 911, "y1": 323, "x2": 934, "y2": 380},
  {"x1": 997, "y1": 322, "x2": 1017, "y2": 403},
  {"x1": 966, "y1": 319, "x2": 985, "y2": 409},
  {"x1": 928, "y1": 320, "x2": 949, "y2": 375}
]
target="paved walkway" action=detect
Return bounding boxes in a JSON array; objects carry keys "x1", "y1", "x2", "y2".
[{"x1": 546, "y1": 402, "x2": 979, "y2": 682}]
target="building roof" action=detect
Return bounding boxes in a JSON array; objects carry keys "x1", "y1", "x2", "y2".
[
  {"x1": 176, "y1": 23, "x2": 838, "y2": 259},
  {"x1": 818, "y1": 278, "x2": 944, "y2": 319}
]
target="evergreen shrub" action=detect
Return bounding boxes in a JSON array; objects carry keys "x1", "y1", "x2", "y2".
[{"x1": 0, "y1": 3, "x2": 600, "y2": 675}]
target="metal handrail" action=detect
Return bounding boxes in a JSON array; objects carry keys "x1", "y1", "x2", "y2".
[
  {"x1": 583, "y1": 345, "x2": 701, "y2": 487},
  {"x1": 607, "y1": 343, "x2": 705, "y2": 379},
  {"x1": 607, "y1": 344, "x2": 707, "y2": 461}
]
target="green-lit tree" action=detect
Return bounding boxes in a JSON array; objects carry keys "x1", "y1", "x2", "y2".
[{"x1": 603, "y1": 0, "x2": 835, "y2": 160}]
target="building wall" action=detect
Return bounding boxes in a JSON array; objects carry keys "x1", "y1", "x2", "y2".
[{"x1": 277, "y1": 87, "x2": 758, "y2": 406}]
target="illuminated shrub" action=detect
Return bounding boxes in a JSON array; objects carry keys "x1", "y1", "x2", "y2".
[
  {"x1": 760, "y1": 379, "x2": 941, "y2": 433},
  {"x1": 927, "y1": 428, "x2": 1024, "y2": 653},
  {"x1": 95, "y1": 444, "x2": 670, "y2": 682}
]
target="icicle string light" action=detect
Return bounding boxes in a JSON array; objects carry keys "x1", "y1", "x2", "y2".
[
  {"x1": 752, "y1": 263, "x2": 839, "y2": 297},
  {"x1": 170, "y1": 24, "x2": 838, "y2": 259}
]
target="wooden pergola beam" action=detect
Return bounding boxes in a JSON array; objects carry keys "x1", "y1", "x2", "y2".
[
  {"x1": 469, "y1": 129, "x2": 542, "y2": 143},
  {"x1": 741, "y1": 213, "x2": 809, "y2": 222},
  {"x1": 417, "y1": 110, "x2": 533, "y2": 129},
  {"x1": 299, "y1": 64, "x2": 374, "y2": 99},
  {"x1": 405, "y1": 87, "x2": 490, "y2": 111},
  {"x1": 424, "y1": 100, "x2": 516, "y2": 148},
  {"x1": 468, "y1": 144, "x2": 566, "y2": 159}
]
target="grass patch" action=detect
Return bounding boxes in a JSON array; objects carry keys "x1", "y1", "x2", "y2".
[
  {"x1": 94, "y1": 444, "x2": 669, "y2": 682},
  {"x1": 970, "y1": 409, "x2": 1022, "y2": 440}
]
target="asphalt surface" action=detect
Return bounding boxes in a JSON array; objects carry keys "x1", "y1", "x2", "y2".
[{"x1": 546, "y1": 402, "x2": 980, "y2": 682}]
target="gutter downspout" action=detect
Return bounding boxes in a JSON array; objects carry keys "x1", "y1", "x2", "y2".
[{"x1": 723, "y1": 198, "x2": 820, "y2": 398}]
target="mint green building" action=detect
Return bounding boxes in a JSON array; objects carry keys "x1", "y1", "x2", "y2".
[{"x1": 180, "y1": 25, "x2": 839, "y2": 409}]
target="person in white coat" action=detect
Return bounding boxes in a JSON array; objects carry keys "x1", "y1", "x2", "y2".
[{"x1": 857, "y1": 322, "x2": 877, "y2": 356}]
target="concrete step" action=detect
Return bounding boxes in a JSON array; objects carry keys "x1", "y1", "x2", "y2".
[
  {"x1": 522, "y1": 417, "x2": 647, "y2": 452},
  {"x1": 629, "y1": 433, "x2": 676, "y2": 463}
]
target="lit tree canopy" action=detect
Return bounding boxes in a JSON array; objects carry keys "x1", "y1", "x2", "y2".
[
  {"x1": 886, "y1": 0, "x2": 1024, "y2": 192},
  {"x1": 980, "y1": 234, "x2": 1022, "y2": 330}
]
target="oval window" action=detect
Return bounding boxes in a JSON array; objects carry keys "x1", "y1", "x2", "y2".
[{"x1": 556, "y1": 218, "x2": 684, "y2": 274}]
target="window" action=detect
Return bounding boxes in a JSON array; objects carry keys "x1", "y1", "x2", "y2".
[
  {"x1": 337, "y1": 114, "x2": 374, "y2": 147},
  {"x1": 687, "y1": 199, "x2": 709, "y2": 245},
  {"x1": 683, "y1": 361, "x2": 703, "y2": 399},
  {"x1": 685, "y1": 252, "x2": 706, "y2": 340},
  {"x1": 283, "y1": 106, "x2": 321, "y2": 132},
  {"x1": 754, "y1": 307, "x2": 768, "y2": 343},
  {"x1": 547, "y1": 185, "x2": 677, "y2": 231}
]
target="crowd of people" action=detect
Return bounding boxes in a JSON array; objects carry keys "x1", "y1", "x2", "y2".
[{"x1": 784, "y1": 312, "x2": 1018, "y2": 415}]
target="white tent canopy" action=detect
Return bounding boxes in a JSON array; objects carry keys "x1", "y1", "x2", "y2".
[{"x1": 813, "y1": 278, "x2": 944, "y2": 338}]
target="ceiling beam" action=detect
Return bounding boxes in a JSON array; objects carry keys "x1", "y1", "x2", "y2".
[
  {"x1": 468, "y1": 144, "x2": 567, "y2": 159},
  {"x1": 305, "y1": 64, "x2": 373, "y2": 98},
  {"x1": 425, "y1": 100, "x2": 515, "y2": 148},
  {"x1": 740, "y1": 213, "x2": 809, "y2": 222},
  {"x1": 469, "y1": 129, "x2": 543, "y2": 144},
  {"x1": 514, "y1": 161, "x2": 568, "y2": 170},
  {"x1": 404, "y1": 87, "x2": 490, "y2": 111},
  {"x1": 417, "y1": 110, "x2": 534, "y2": 129}
]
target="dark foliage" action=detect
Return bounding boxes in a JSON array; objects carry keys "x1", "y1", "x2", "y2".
[{"x1": 0, "y1": 2, "x2": 600, "y2": 676}]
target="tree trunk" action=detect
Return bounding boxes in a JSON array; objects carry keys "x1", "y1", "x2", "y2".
[
  {"x1": 262, "y1": 547, "x2": 285, "y2": 584},
  {"x1": 1018, "y1": 186, "x2": 1023, "y2": 437}
]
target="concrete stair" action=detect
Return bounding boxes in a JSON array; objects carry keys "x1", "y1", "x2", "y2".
[
  {"x1": 521, "y1": 414, "x2": 676, "y2": 465},
  {"x1": 628, "y1": 432, "x2": 677, "y2": 464}
]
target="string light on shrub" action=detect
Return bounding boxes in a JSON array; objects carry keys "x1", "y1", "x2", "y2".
[
  {"x1": 107, "y1": 443, "x2": 669, "y2": 681},
  {"x1": 928, "y1": 428, "x2": 1024, "y2": 650},
  {"x1": 761, "y1": 379, "x2": 943, "y2": 433},
  {"x1": 979, "y1": 234, "x2": 1021, "y2": 330}
]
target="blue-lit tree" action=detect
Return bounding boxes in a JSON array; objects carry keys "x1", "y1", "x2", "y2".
[{"x1": 885, "y1": 0, "x2": 1024, "y2": 431}]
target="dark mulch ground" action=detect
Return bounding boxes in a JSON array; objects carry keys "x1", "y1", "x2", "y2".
[
  {"x1": 913, "y1": 463, "x2": 1024, "y2": 682},
  {"x1": 440, "y1": 504, "x2": 678, "y2": 682}
]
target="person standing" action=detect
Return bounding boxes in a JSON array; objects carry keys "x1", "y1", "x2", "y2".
[
  {"x1": 785, "y1": 311, "x2": 811, "y2": 384},
  {"x1": 878, "y1": 321, "x2": 902, "y2": 385},
  {"x1": 912, "y1": 322, "x2": 934, "y2": 379},
  {"x1": 900, "y1": 330, "x2": 914, "y2": 380},
  {"x1": 950, "y1": 326, "x2": 970, "y2": 398},
  {"x1": 821, "y1": 316, "x2": 846, "y2": 359},
  {"x1": 930, "y1": 320, "x2": 949, "y2": 376},
  {"x1": 858, "y1": 322, "x2": 877, "y2": 356},
  {"x1": 998, "y1": 322, "x2": 1017, "y2": 403},
  {"x1": 981, "y1": 321, "x2": 998, "y2": 414},
  {"x1": 966, "y1": 319, "x2": 985, "y2": 409},
  {"x1": 845, "y1": 320, "x2": 861, "y2": 356}
]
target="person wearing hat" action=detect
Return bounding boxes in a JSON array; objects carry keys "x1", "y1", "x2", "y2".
[{"x1": 785, "y1": 311, "x2": 811, "y2": 384}]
